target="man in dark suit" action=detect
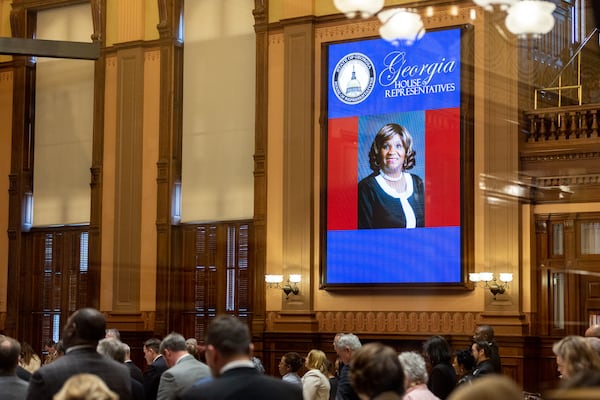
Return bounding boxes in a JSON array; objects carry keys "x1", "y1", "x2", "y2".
[
  {"x1": 143, "y1": 338, "x2": 168, "y2": 400},
  {"x1": 181, "y1": 315, "x2": 302, "y2": 400},
  {"x1": 124, "y1": 342, "x2": 144, "y2": 383},
  {"x1": 25, "y1": 307, "x2": 132, "y2": 400},
  {"x1": 0, "y1": 336, "x2": 29, "y2": 400},
  {"x1": 335, "y1": 333, "x2": 362, "y2": 400},
  {"x1": 471, "y1": 341, "x2": 497, "y2": 379},
  {"x1": 473, "y1": 324, "x2": 502, "y2": 373}
]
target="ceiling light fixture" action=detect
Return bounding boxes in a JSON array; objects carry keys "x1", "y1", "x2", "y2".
[
  {"x1": 473, "y1": 0, "x2": 517, "y2": 12},
  {"x1": 504, "y1": 0, "x2": 556, "y2": 38},
  {"x1": 333, "y1": 0, "x2": 385, "y2": 19},
  {"x1": 378, "y1": 8, "x2": 426, "y2": 46}
]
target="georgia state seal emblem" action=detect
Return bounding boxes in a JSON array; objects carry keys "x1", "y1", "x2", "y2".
[{"x1": 332, "y1": 52, "x2": 375, "y2": 105}]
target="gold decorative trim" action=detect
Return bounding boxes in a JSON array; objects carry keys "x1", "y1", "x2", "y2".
[
  {"x1": 267, "y1": 311, "x2": 479, "y2": 334},
  {"x1": 315, "y1": 7, "x2": 472, "y2": 43},
  {"x1": 316, "y1": 21, "x2": 379, "y2": 42}
]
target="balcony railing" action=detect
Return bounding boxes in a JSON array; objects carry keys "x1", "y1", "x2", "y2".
[{"x1": 523, "y1": 104, "x2": 600, "y2": 143}]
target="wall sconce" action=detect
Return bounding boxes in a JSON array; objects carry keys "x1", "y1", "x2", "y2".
[
  {"x1": 265, "y1": 274, "x2": 301, "y2": 299},
  {"x1": 265, "y1": 274, "x2": 283, "y2": 287},
  {"x1": 469, "y1": 272, "x2": 513, "y2": 299}
]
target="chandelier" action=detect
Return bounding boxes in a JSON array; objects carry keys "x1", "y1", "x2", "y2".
[
  {"x1": 333, "y1": 0, "x2": 557, "y2": 42},
  {"x1": 333, "y1": 0, "x2": 425, "y2": 45}
]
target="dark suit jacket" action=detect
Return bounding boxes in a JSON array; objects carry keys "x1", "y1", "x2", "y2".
[
  {"x1": 16, "y1": 366, "x2": 31, "y2": 382},
  {"x1": 143, "y1": 355, "x2": 168, "y2": 400},
  {"x1": 25, "y1": 346, "x2": 132, "y2": 400},
  {"x1": 335, "y1": 364, "x2": 360, "y2": 400},
  {"x1": 427, "y1": 362, "x2": 456, "y2": 400},
  {"x1": 181, "y1": 366, "x2": 302, "y2": 400},
  {"x1": 127, "y1": 360, "x2": 145, "y2": 383},
  {"x1": 132, "y1": 377, "x2": 145, "y2": 400},
  {"x1": 472, "y1": 359, "x2": 496, "y2": 378}
]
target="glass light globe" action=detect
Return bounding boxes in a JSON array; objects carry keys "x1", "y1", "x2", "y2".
[
  {"x1": 378, "y1": 8, "x2": 425, "y2": 46},
  {"x1": 333, "y1": 0, "x2": 384, "y2": 19},
  {"x1": 505, "y1": 0, "x2": 556, "y2": 38}
]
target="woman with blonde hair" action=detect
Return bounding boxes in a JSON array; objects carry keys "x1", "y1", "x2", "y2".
[
  {"x1": 53, "y1": 373, "x2": 118, "y2": 400},
  {"x1": 19, "y1": 341, "x2": 41, "y2": 373},
  {"x1": 303, "y1": 349, "x2": 331, "y2": 400},
  {"x1": 552, "y1": 335, "x2": 600, "y2": 380}
]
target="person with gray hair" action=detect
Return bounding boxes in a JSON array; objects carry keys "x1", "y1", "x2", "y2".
[
  {"x1": 334, "y1": 333, "x2": 362, "y2": 400},
  {"x1": 97, "y1": 338, "x2": 126, "y2": 362},
  {"x1": 97, "y1": 338, "x2": 144, "y2": 400},
  {"x1": 0, "y1": 336, "x2": 29, "y2": 400},
  {"x1": 398, "y1": 351, "x2": 440, "y2": 400},
  {"x1": 122, "y1": 343, "x2": 144, "y2": 383},
  {"x1": 105, "y1": 329, "x2": 121, "y2": 341},
  {"x1": 156, "y1": 332, "x2": 211, "y2": 400}
]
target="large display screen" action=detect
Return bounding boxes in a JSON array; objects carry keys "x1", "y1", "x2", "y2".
[{"x1": 321, "y1": 25, "x2": 473, "y2": 288}]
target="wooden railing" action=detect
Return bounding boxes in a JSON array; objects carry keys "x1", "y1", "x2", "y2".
[{"x1": 523, "y1": 104, "x2": 600, "y2": 143}]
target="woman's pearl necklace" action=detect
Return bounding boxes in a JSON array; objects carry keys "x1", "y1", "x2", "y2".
[{"x1": 380, "y1": 171, "x2": 403, "y2": 182}]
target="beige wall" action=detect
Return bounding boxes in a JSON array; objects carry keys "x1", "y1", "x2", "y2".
[
  {"x1": 180, "y1": 0, "x2": 256, "y2": 223},
  {"x1": 105, "y1": 0, "x2": 159, "y2": 46},
  {"x1": 0, "y1": 0, "x2": 11, "y2": 63}
]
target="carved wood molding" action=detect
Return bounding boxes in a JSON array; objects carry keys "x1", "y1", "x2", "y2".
[
  {"x1": 267, "y1": 311, "x2": 480, "y2": 335},
  {"x1": 314, "y1": 8, "x2": 471, "y2": 43},
  {"x1": 523, "y1": 153, "x2": 600, "y2": 163},
  {"x1": 532, "y1": 174, "x2": 600, "y2": 187},
  {"x1": 103, "y1": 311, "x2": 155, "y2": 331}
]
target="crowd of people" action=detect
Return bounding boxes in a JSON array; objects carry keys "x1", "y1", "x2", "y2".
[{"x1": 3, "y1": 309, "x2": 600, "y2": 400}]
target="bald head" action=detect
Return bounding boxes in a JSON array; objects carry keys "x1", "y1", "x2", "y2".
[
  {"x1": 585, "y1": 324, "x2": 600, "y2": 338},
  {"x1": 473, "y1": 325, "x2": 495, "y2": 342},
  {"x1": 62, "y1": 308, "x2": 106, "y2": 349},
  {"x1": 0, "y1": 337, "x2": 21, "y2": 375}
]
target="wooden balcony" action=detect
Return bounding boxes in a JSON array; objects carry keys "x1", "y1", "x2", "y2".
[{"x1": 520, "y1": 104, "x2": 600, "y2": 203}]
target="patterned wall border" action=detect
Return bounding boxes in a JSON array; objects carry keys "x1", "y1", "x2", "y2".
[{"x1": 267, "y1": 311, "x2": 480, "y2": 335}]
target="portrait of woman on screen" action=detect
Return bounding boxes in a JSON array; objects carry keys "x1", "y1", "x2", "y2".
[{"x1": 358, "y1": 123, "x2": 425, "y2": 229}]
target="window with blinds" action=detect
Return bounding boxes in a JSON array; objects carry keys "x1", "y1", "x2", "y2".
[
  {"x1": 179, "y1": 221, "x2": 252, "y2": 342},
  {"x1": 26, "y1": 227, "x2": 90, "y2": 350}
]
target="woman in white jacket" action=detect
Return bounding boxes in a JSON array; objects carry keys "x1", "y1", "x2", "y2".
[{"x1": 302, "y1": 349, "x2": 331, "y2": 400}]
